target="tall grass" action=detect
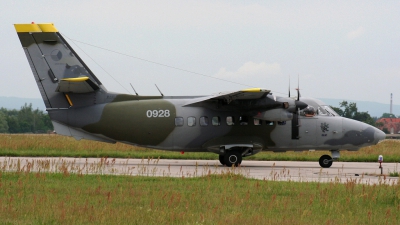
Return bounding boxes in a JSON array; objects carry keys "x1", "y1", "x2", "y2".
[
  {"x1": 0, "y1": 171, "x2": 399, "y2": 224},
  {"x1": 0, "y1": 134, "x2": 398, "y2": 162},
  {"x1": 0, "y1": 148, "x2": 399, "y2": 224}
]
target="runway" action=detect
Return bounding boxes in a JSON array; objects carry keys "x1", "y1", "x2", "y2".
[{"x1": 0, "y1": 157, "x2": 398, "y2": 185}]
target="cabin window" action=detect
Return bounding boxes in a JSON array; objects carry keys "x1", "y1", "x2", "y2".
[
  {"x1": 188, "y1": 117, "x2": 196, "y2": 127},
  {"x1": 175, "y1": 117, "x2": 184, "y2": 126},
  {"x1": 254, "y1": 119, "x2": 261, "y2": 125},
  {"x1": 200, "y1": 116, "x2": 208, "y2": 126},
  {"x1": 226, "y1": 116, "x2": 235, "y2": 126},
  {"x1": 266, "y1": 121, "x2": 274, "y2": 126},
  {"x1": 239, "y1": 116, "x2": 248, "y2": 125},
  {"x1": 277, "y1": 121, "x2": 286, "y2": 125},
  {"x1": 212, "y1": 116, "x2": 220, "y2": 126}
]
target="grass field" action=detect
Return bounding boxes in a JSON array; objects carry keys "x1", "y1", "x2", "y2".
[
  {"x1": 0, "y1": 171, "x2": 399, "y2": 224},
  {"x1": 0, "y1": 134, "x2": 399, "y2": 224},
  {"x1": 0, "y1": 134, "x2": 399, "y2": 162}
]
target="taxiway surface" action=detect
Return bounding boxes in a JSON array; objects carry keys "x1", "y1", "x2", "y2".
[{"x1": 0, "y1": 157, "x2": 398, "y2": 185}]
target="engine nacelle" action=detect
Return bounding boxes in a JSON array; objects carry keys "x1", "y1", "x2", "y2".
[
  {"x1": 273, "y1": 96, "x2": 308, "y2": 113},
  {"x1": 254, "y1": 108, "x2": 293, "y2": 121}
]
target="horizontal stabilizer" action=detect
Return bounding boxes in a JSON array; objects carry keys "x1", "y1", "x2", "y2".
[{"x1": 56, "y1": 76, "x2": 99, "y2": 93}]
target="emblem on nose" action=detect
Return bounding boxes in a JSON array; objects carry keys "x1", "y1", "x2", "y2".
[{"x1": 321, "y1": 122, "x2": 329, "y2": 133}]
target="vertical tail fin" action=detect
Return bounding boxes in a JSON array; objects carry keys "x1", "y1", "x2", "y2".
[{"x1": 14, "y1": 23, "x2": 105, "y2": 109}]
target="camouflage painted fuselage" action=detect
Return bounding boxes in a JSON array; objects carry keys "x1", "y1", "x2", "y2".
[
  {"x1": 14, "y1": 23, "x2": 386, "y2": 159},
  {"x1": 49, "y1": 95, "x2": 383, "y2": 153}
]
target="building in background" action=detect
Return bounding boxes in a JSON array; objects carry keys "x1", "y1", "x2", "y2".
[{"x1": 376, "y1": 117, "x2": 400, "y2": 134}]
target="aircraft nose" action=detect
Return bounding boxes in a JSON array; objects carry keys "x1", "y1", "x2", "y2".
[{"x1": 374, "y1": 128, "x2": 386, "y2": 144}]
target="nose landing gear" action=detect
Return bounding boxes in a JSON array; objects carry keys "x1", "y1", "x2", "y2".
[
  {"x1": 319, "y1": 155, "x2": 333, "y2": 168},
  {"x1": 318, "y1": 150, "x2": 340, "y2": 168}
]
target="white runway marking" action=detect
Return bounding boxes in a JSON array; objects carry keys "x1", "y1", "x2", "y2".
[{"x1": 1, "y1": 157, "x2": 398, "y2": 185}]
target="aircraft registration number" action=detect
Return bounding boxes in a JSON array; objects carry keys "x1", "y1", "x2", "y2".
[{"x1": 146, "y1": 110, "x2": 170, "y2": 118}]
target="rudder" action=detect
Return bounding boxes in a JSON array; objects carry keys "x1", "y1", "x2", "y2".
[{"x1": 14, "y1": 23, "x2": 105, "y2": 109}]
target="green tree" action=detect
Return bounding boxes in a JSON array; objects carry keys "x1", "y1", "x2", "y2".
[
  {"x1": 382, "y1": 127, "x2": 390, "y2": 134},
  {"x1": 375, "y1": 121, "x2": 384, "y2": 128},
  {"x1": 18, "y1": 103, "x2": 34, "y2": 133},
  {"x1": 332, "y1": 101, "x2": 374, "y2": 125},
  {"x1": 330, "y1": 106, "x2": 343, "y2": 116},
  {"x1": 0, "y1": 104, "x2": 53, "y2": 133},
  {"x1": 380, "y1": 113, "x2": 396, "y2": 118},
  {"x1": 0, "y1": 111, "x2": 9, "y2": 133},
  {"x1": 1, "y1": 108, "x2": 19, "y2": 133}
]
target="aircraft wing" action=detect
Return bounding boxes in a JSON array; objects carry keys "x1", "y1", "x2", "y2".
[
  {"x1": 183, "y1": 88, "x2": 270, "y2": 106},
  {"x1": 56, "y1": 76, "x2": 99, "y2": 93}
]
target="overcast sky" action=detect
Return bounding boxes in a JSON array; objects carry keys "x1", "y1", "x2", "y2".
[{"x1": 1, "y1": 1, "x2": 399, "y2": 106}]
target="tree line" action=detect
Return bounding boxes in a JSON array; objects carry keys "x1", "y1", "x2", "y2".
[
  {"x1": 0, "y1": 103, "x2": 53, "y2": 133},
  {"x1": 331, "y1": 101, "x2": 396, "y2": 132},
  {"x1": 331, "y1": 101, "x2": 376, "y2": 125}
]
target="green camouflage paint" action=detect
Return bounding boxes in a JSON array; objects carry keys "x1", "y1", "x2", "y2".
[{"x1": 84, "y1": 100, "x2": 176, "y2": 145}]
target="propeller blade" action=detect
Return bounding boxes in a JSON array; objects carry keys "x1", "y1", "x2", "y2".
[
  {"x1": 297, "y1": 108, "x2": 301, "y2": 127},
  {"x1": 297, "y1": 75, "x2": 300, "y2": 101}
]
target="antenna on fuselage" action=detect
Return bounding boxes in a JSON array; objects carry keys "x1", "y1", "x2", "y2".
[
  {"x1": 155, "y1": 84, "x2": 164, "y2": 96},
  {"x1": 130, "y1": 83, "x2": 139, "y2": 96},
  {"x1": 288, "y1": 76, "x2": 291, "y2": 98}
]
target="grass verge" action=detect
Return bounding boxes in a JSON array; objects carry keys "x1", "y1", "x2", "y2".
[{"x1": 0, "y1": 171, "x2": 399, "y2": 224}]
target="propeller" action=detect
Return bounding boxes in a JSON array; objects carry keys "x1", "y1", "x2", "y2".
[
  {"x1": 291, "y1": 75, "x2": 305, "y2": 139},
  {"x1": 294, "y1": 75, "x2": 306, "y2": 110},
  {"x1": 278, "y1": 75, "x2": 307, "y2": 113},
  {"x1": 254, "y1": 75, "x2": 307, "y2": 125}
]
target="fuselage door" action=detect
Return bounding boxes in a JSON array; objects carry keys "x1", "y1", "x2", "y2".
[{"x1": 297, "y1": 117, "x2": 317, "y2": 148}]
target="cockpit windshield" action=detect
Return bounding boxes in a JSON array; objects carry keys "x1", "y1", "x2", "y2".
[
  {"x1": 318, "y1": 105, "x2": 339, "y2": 116},
  {"x1": 298, "y1": 98, "x2": 340, "y2": 117}
]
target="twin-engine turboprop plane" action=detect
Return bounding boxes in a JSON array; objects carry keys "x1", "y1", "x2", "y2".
[{"x1": 14, "y1": 23, "x2": 386, "y2": 168}]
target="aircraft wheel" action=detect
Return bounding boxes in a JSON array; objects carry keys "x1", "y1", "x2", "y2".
[
  {"x1": 319, "y1": 155, "x2": 333, "y2": 168},
  {"x1": 218, "y1": 155, "x2": 225, "y2": 165},
  {"x1": 224, "y1": 150, "x2": 242, "y2": 167}
]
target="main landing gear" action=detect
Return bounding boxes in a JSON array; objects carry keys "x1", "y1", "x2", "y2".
[
  {"x1": 219, "y1": 150, "x2": 242, "y2": 167},
  {"x1": 318, "y1": 150, "x2": 340, "y2": 168}
]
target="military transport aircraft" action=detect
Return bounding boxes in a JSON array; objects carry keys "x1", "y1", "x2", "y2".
[{"x1": 14, "y1": 23, "x2": 386, "y2": 168}]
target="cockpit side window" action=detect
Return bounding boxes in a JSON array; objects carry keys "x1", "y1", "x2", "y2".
[
  {"x1": 300, "y1": 106, "x2": 316, "y2": 117},
  {"x1": 299, "y1": 98, "x2": 340, "y2": 117}
]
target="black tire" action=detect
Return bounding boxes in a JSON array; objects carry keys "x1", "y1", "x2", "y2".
[
  {"x1": 218, "y1": 155, "x2": 225, "y2": 165},
  {"x1": 319, "y1": 155, "x2": 333, "y2": 168},
  {"x1": 224, "y1": 150, "x2": 242, "y2": 167}
]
